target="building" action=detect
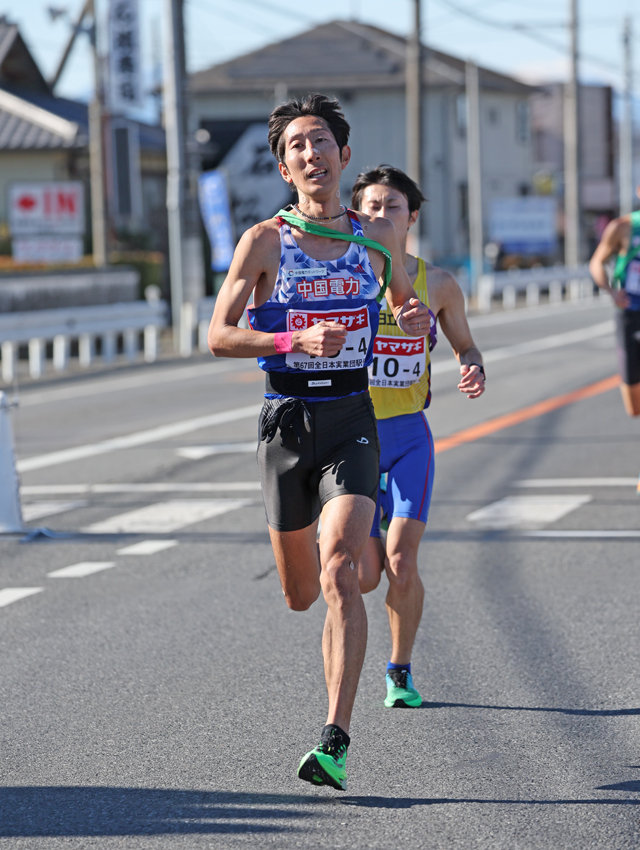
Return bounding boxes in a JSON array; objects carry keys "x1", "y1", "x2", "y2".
[
  {"x1": 0, "y1": 19, "x2": 167, "y2": 261},
  {"x1": 188, "y1": 19, "x2": 538, "y2": 273}
]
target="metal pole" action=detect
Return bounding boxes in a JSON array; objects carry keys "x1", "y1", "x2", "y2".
[
  {"x1": 466, "y1": 60, "x2": 483, "y2": 298},
  {"x1": 163, "y1": 0, "x2": 187, "y2": 344},
  {"x1": 406, "y1": 0, "x2": 425, "y2": 256},
  {"x1": 619, "y1": 16, "x2": 633, "y2": 216},
  {"x1": 563, "y1": 0, "x2": 581, "y2": 266},
  {"x1": 88, "y1": 0, "x2": 107, "y2": 267}
]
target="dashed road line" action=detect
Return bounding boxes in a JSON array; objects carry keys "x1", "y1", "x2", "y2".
[
  {"x1": 48, "y1": 562, "x2": 116, "y2": 578},
  {"x1": 117, "y1": 540, "x2": 178, "y2": 555},
  {"x1": 0, "y1": 587, "x2": 43, "y2": 608},
  {"x1": 466, "y1": 494, "x2": 592, "y2": 530}
]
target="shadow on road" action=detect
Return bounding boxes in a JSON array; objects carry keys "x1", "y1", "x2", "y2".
[{"x1": 0, "y1": 787, "x2": 321, "y2": 837}]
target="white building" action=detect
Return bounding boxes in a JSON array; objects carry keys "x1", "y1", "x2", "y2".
[{"x1": 188, "y1": 19, "x2": 537, "y2": 271}]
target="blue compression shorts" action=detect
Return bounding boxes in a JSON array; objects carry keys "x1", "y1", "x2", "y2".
[{"x1": 371, "y1": 409, "x2": 435, "y2": 537}]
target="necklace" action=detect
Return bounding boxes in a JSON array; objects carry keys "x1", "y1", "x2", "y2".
[{"x1": 292, "y1": 204, "x2": 347, "y2": 222}]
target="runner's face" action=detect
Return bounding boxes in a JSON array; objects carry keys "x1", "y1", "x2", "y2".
[
  {"x1": 278, "y1": 116, "x2": 348, "y2": 197},
  {"x1": 358, "y1": 184, "x2": 416, "y2": 237}
]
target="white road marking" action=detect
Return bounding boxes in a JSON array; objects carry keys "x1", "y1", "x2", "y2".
[
  {"x1": 466, "y1": 494, "x2": 592, "y2": 529},
  {"x1": 523, "y1": 530, "x2": 640, "y2": 539},
  {"x1": 48, "y1": 562, "x2": 116, "y2": 578},
  {"x1": 0, "y1": 587, "x2": 43, "y2": 608},
  {"x1": 83, "y1": 498, "x2": 250, "y2": 534},
  {"x1": 177, "y1": 442, "x2": 256, "y2": 460},
  {"x1": 432, "y1": 321, "x2": 612, "y2": 375},
  {"x1": 15, "y1": 320, "x2": 613, "y2": 472},
  {"x1": 17, "y1": 404, "x2": 262, "y2": 473},
  {"x1": 21, "y1": 483, "x2": 261, "y2": 495},
  {"x1": 516, "y1": 478, "x2": 637, "y2": 488},
  {"x1": 117, "y1": 540, "x2": 178, "y2": 555},
  {"x1": 21, "y1": 501, "x2": 87, "y2": 522}
]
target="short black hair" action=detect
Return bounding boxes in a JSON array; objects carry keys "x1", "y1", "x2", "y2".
[
  {"x1": 267, "y1": 93, "x2": 350, "y2": 162},
  {"x1": 351, "y1": 165, "x2": 426, "y2": 214}
]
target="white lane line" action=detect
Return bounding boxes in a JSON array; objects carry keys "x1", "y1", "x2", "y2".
[
  {"x1": 21, "y1": 482, "x2": 261, "y2": 495},
  {"x1": 21, "y1": 501, "x2": 87, "y2": 522},
  {"x1": 0, "y1": 587, "x2": 43, "y2": 608},
  {"x1": 466, "y1": 494, "x2": 592, "y2": 529},
  {"x1": 16, "y1": 321, "x2": 613, "y2": 474},
  {"x1": 516, "y1": 478, "x2": 637, "y2": 488},
  {"x1": 117, "y1": 540, "x2": 178, "y2": 555},
  {"x1": 17, "y1": 404, "x2": 261, "y2": 473},
  {"x1": 429, "y1": 321, "x2": 612, "y2": 376},
  {"x1": 523, "y1": 530, "x2": 640, "y2": 539},
  {"x1": 83, "y1": 498, "x2": 251, "y2": 534},
  {"x1": 48, "y1": 562, "x2": 116, "y2": 578},
  {"x1": 177, "y1": 442, "x2": 256, "y2": 460}
]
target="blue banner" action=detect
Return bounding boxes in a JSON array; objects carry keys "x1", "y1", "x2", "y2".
[{"x1": 198, "y1": 170, "x2": 235, "y2": 272}]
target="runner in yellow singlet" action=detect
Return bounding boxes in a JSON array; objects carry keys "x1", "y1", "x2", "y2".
[{"x1": 352, "y1": 165, "x2": 486, "y2": 708}]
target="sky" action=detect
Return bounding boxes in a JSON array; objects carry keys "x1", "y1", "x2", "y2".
[{"x1": 3, "y1": 0, "x2": 639, "y2": 110}]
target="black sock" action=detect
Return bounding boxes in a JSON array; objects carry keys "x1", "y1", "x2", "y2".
[{"x1": 321, "y1": 724, "x2": 350, "y2": 753}]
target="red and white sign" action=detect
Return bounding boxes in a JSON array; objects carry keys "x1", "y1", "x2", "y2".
[{"x1": 8, "y1": 182, "x2": 85, "y2": 235}]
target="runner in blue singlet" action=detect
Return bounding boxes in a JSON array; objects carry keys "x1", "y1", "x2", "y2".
[{"x1": 208, "y1": 95, "x2": 433, "y2": 791}]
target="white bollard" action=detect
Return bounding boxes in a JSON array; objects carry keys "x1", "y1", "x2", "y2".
[{"x1": 0, "y1": 392, "x2": 24, "y2": 533}]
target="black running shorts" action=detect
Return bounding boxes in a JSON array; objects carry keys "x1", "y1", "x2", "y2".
[
  {"x1": 615, "y1": 309, "x2": 640, "y2": 386},
  {"x1": 257, "y1": 392, "x2": 380, "y2": 532}
]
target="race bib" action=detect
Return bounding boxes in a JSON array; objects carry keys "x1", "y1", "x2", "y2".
[
  {"x1": 369, "y1": 334, "x2": 426, "y2": 388},
  {"x1": 285, "y1": 306, "x2": 371, "y2": 371},
  {"x1": 625, "y1": 259, "x2": 640, "y2": 295}
]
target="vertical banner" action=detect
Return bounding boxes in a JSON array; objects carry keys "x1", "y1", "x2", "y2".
[
  {"x1": 198, "y1": 170, "x2": 235, "y2": 272},
  {"x1": 108, "y1": 0, "x2": 143, "y2": 113}
]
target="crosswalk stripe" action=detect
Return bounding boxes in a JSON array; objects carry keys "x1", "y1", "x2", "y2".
[
  {"x1": 466, "y1": 494, "x2": 591, "y2": 529},
  {"x1": 83, "y1": 499, "x2": 251, "y2": 534},
  {"x1": 48, "y1": 562, "x2": 116, "y2": 578},
  {"x1": 117, "y1": 540, "x2": 178, "y2": 555},
  {"x1": 0, "y1": 587, "x2": 43, "y2": 608}
]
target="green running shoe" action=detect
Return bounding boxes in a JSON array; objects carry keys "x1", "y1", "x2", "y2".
[
  {"x1": 298, "y1": 743, "x2": 347, "y2": 790},
  {"x1": 384, "y1": 668, "x2": 423, "y2": 708}
]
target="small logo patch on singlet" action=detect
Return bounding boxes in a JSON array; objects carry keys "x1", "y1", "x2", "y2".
[
  {"x1": 285, "y1": 267, "x2": 326, "y2": 279},
  {"x1": 308, "y1": 379, "x2": 332, "y2": 387}
]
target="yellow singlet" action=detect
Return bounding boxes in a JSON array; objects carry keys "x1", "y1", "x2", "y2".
[{"x1": 368, "y1": 258, "x2": 432, "y2": 419}]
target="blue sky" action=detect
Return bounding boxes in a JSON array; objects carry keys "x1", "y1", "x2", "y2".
[{"x1": 4, "y1": 0, "x2": 638, "y2": 105}]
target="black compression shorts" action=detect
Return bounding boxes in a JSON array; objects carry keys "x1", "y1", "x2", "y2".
[
  {"x1": 615, "y1": 309, "x2": 640, "y2": 386},
  {"x1": 257, "y1": 392, "x2": 380, "y2": 532}
]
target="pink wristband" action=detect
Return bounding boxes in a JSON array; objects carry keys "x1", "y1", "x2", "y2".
[{"x1": 274, "y1": 332, "x2": 293, "y2": 354}]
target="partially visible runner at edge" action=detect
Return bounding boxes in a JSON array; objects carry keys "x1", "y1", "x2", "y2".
[
  {"x1": 351, "y1": 165, "x2": 486, "y2": 708},
  {"x1": 588, "y1": 196, "x2": 640, "y2": 493},
  {"x1": 208, "y1": 96, "x2": 432, "y2": 791}
]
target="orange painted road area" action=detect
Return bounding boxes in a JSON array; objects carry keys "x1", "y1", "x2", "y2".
[{"x1": 434, "y1": 374, "x2": 621, "y2": 455}]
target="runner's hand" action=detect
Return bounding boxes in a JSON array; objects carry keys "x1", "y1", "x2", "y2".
[
  {"x1": 293, "y1": 320, "x2": 347, "y2": 357},
  {"x1": 458, "y1": 364, "x2": 486, "y2": 399},
  {"x1": 395, "y1": 298, "x2": 430, "y2": 336}
]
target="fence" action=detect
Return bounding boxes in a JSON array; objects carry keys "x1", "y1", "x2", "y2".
[
  {"x1": 0, "y1": 300, "x2": 169, "y2": 382},
  {"x1": 475, "y1": 265, "x2": 596, "y2": 312}
]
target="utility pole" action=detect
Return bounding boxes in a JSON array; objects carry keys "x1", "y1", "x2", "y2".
[
  {"x1": 619, "y1": 16, "x2": 633, "y2": 216},
  {"x1": 163, "y1": 0, "x2": 187, "y2": 345},
  {"x1": 406, "y1": 0, "x2": 425, "y2": 257},
  {"x1": 465, "y1": 60, "x2": 483, "y2": 298},
  {"x1": 563, "y1": 0, "x2": 581, "y2": 267},
  {"x1": 48, "y1": 0, "x2": 107, "y2": 266},
  {"x1": 88, "y1": 0, "x2": 107, "y2": 267}
]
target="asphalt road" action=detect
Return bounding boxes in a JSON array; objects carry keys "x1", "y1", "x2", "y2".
[{"x1": 1, "y1": 295, "x2": 639, "y2": 849}]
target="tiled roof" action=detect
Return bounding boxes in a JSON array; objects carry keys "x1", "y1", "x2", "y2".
[{"x1": 189, "y1": 20, "x2": 534, "y2": 96}]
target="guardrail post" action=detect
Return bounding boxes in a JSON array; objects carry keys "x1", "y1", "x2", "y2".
[
  {"x1": 79, "y1": 333, "x2": 95, "y2": 367},
  {"x1": 1, "y1": 341, "x2": 16, "y2": 383},
  {"x1": 502, "y1": 285, "x2": 516, "y2": 310},
  {"x1": 102, "y1": 331, "x2": 117, "y2": 363},
  {"x1": 53, "y1": 334, "x2": 69, "y2": 372},
  {"x1": 143, "y1": 325, "x2": 158, "y2": 362},
  {"x1": 28, "y1": 338, "x2": 45, "y2": 378},
  {"x1": 476, "y1": 274, "x2": 494, "y2": 313},
  {"x1": 179, "y1": 302, "x2": 194, "y2": 357},
  {"x1": 526, "y1": 282, "x2": 539, "y2": 306},
  {"x1": 549, "y1": 280, "x2": 563, "y2": 303}
]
